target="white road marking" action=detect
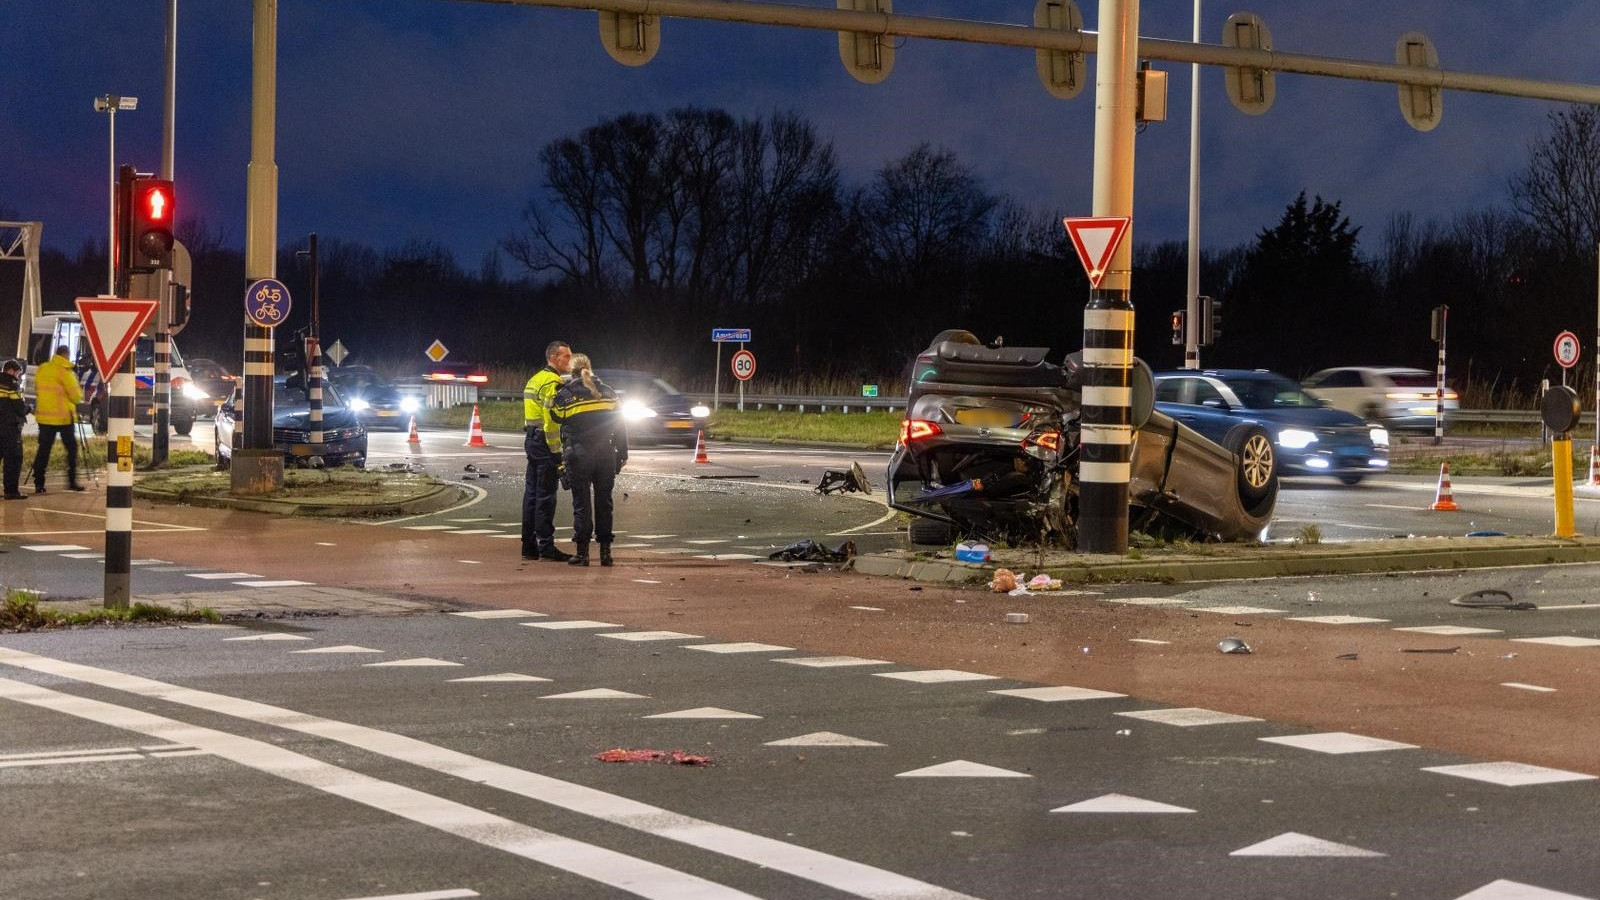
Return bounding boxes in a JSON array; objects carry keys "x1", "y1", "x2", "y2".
[
  {"x1": 1050, "y1": 794, "x2": 1194, "y2": 814},
  {"x1": 448, "y1": 673, "x2": 552, "y2": 683},
  {"x1": 0, "y1": 648, "x2": 983, "y2": 900},
  {"x1": 775, "y1": 656, "x2": 891, "y2": 668},
  {"x1": 235, "y1": 580, "x2": 315, "y2": 588},
  {"x1": 643, "y1": 707, "x2": 762, "y2": 720},
  {"x1": 0, "y1": 677, "x2": 761, "y2": 900},
  {"x1": 631, "y1": 578, "x2": 663, "y2": 584},
  {"x1": 1502, "y1": 682, "x2": 1557, "y2": 693},
  {"x1": 448, "y1": 517, "x2": 492, "y2": 522},
  {"x1": 405, "y1": 525, "x2": 459, "y2": 531},
  {"x1": 334, "y1": 890, "x2": 479, "y2": 900},
  {"x1": 989, "y1": 686, "x2": 1125, "y2": 702},
  {"x1": 1188, "y1": 605, "x2": 1284, "y2": 615},
  {"x1": 848, "y1": 606, "x2": 884, "y2": 611},
  {"x1": 60, "y1": 552, "x2": 105, "y2": 559},
  {"x1": 223, "y1": 633, "x2": 311, "y2": 642},
  {"x1": 1511, "y1": 636, "x2": 1600, "y2": 648},
  {"x1": 1229, "y1": 832, "x2": 1384, "y2": 858},
  {"x1": 1101, "y1": 597, "x2": 1188, "y2": 606},
  {"x1": 21, "y1": 544, "x2": 90, "y2": 551},
  {"x1": 187, "y1": 572, "x2": 263, "y2": 580},
  {"x1": 685, "y1": 642, "x2": 794, "y2": 654},
  {"x1": 1128, "y1": 638, "x2": 1171, "y2": 645},
  {"x1": 1393, "y1": 625, "x2": 1501, "y2": 636},
  {"x1": 365, "y1": 658, "x2": 463, "y2": 668},
  {"x1": 601, "y1": 631, "x2": 703, "y2": 642},
  {"x1": 291, "y1": 645, "x2": 383, "y2": 654},
  {"x1": 1451, "y1": 881, "x2": 1597, "y2": 900},
  {"x1": 450, "y1": 609, "x2": 547, "y2": 619},
  {"x1": 449, "y1": 529, "x2": 501, "y2": 536},
  {"x1": 1115, "y1": 708, "x2": 1263, "y2": 727},
  {"x1": 685, "y1": 539, "x2": 731, "y2": 545},
  {"x1": 895, "y1": 760, "x2": 1031, "y2": 778},
  {"x1": 1286, "y1": 615, "x2": 1391, "y2": 625},
  {"x1": 524, "y1": 620, "x2": 622, "y2": 630},
  {"x1": 875, "y1": 670, "x2": 998, "y2": 684},
  {"x1": 1258, "y1": 733, "x2": 1417, "y2": 754},
  {"x1": 1421, "y1": 762, "x2": 1596, "y2": 786},
  {"x1": 1535, "y1": 603, "x2": 1600, "y2": 611},
  {"x1": 764, "y1": 732, "x2": 884, "y2": 748},
  {"x1": 541, "y1": 688, "x2": 650, "y2": 700}
]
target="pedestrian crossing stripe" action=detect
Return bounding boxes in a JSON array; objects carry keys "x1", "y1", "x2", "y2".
[
  {"x1": 1051, "y1": 794, "x2": 1195, "y2": 814},
  {"x1": 1229, "y1": 832, "x2": 1384, "y2": 857},
  {"x1": 896, "y1": 760, "x2": 1031, "y2": 778}
]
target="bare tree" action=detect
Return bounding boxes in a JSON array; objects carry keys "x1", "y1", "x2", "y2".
[{"x1": 1511, "y1": 105, "x2": 1600, "y2": 261}]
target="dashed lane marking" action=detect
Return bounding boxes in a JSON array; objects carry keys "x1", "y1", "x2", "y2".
[
  {"x1": 291, "y1": 645, "x2": 383, "y2": 654},
  {"x1": 1188, "y1": 605, "x2": 1284, "y2": 616},
  {"x1": 60, "y1": 552, "x2": 104, "y2": 559},
  {"x1": 601, "y1": 631, "x2": 704, "y2": 642},
  {"x1": 1129, "y1": 638, "x2": 1171, "y2": 645},
  {"x1": 1502, "y1": 682, "x2": 1557, "y2": 693},
  {"x1": 1511, "y1": 636, "x2": 1600, "y2": 648},
  {"x1": 223, "y1": 633, "x2": 311, "y2": 642},
  {"x1": 234, "y1": 580, "x2": 315, "y2": 588},
  {"x1": 447, "y1": 673, "x2": 552, "y2": 683},
  {"x1": 186, "y1": 572, "x2": 263, "y2": 580},
  {"x1": 989, "y1": 686, "x2": 1125, "y2": 702},
  {"x1": 334, "y1": 889, "x2": 479, "y2": 900},
  {"x1": 684, "y1": 642, "x2": 794, "y2": 654},
  {"x1": 775, "y1": 656, "x2": 891, "y2": 668},
  {"x1": 539, "y1": 688, "x2": 650, "y2": 700},
  {"x1": 405, "y1": 525, "x2": 459, "y2": 531},
  {"x1": 1101, "y1": 597, "x2": 1188, "y2": 606},
  {"x1": 21, "y1": 544, "x2": 89, "y2": 551},
  {"x1": 1258, "y1": 733, "x2": 1418, "y2": 754},
  {"x1": 875, "y1": 669, "x2": 999, "y2": 684},
  {"x1": 365, "y1": 658, "x2": 463, "y2": 668},
  {"x1": 1116, "y1": 708, "x2": 1263, "y2": 727},
  {"x1": 450, "y1": 609, "x2": 547, "y2": 619},
  {"x1": 1452, "y1": 882, "x2": 1597, "y2": 900},
  {"x1": 895, "y1": 760, "x2": 1031, "y2": 778},
  {"x1": 1422, "y1": 762, "x2": 1596, "y2": 786},
  {"x1": 1393, "y1": 625, "x2": 1501, "y2": 635},
  {"x1": 1051, "y1": 794, "x2": 1195, "y2": 814},
  {"x1": 1286, "y1": 615, "x2": 1391, "y2": 625},
  {"x1": 643, "y1": 707, "x2": 762, "y2": 720},
  {"x1": 523, "y1": 620, "x2": 623, "y2": 630},
  {"x1": 0, "y1": 677, "x2": 762, "y2": 900},
  {"x1": 764, "y1": 732, "x2": 885, "y2": 748}
]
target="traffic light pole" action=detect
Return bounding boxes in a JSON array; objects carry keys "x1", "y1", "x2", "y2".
[
  {"x1": 304, "y1": 233, "x2": 323, "y2": 445},
  {"x1": 150, "y1": 0, "x2": 178, "y2": 467},
  {"x1": 1077, "y1": 0, "x2": 1139, "y2": 556}
]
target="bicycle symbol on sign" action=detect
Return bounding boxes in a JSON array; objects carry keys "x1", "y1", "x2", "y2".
[{"x1": 245, "y1": 279, "x2": 292, "y2": 328}]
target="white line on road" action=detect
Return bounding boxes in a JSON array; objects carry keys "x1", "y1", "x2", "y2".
[
  {"x1": 0, "y1": 648, "x2": 983, "y2": 900},
  {"x1": 0, "y1": 677, "x2": 763, "y2": 900},
  {"x1": 335, "y1": 891, "x2": 479, "y2": 900}
]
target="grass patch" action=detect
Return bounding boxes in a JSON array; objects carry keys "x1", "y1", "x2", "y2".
[
  {"x1": 20, "y1": 436, "x2": 213, "y2": 472},
  {"x1": 1, "y1": 589, "x2": 218, "y2": 633},
  {"x1": 1388, "y1": 443, "x2": 1582, "y2": 477},
  {"x1": 136, "y1": 466, "x2": 448, "y2": 511}
]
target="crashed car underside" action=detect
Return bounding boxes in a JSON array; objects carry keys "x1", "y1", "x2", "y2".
[{"x1": 888, "y1": 331, "x2": 1279, "y2": 548}]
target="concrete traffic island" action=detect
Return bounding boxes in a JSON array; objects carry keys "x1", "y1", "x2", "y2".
[{"x1": 133, "y1": 466, "x2": 467, "y2": 518}]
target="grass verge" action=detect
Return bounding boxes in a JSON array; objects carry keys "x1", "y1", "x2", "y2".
[
  {"x1": 20, "y1": 435, "x2": 212, "y2": 472},
  {"x1": 1, "y1": 589, "x2": 219, "y2": 633}
]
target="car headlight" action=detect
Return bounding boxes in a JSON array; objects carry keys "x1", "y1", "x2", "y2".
[
  {"x1": 1277, "y1": 428, "x2": 1318, "y2": 449},
  {"x1": 181, "y1": 382, "x2": 209, "y2": 401},
  {"x1": 348, "y1": 397, "x2": 371, "y2": 411},
  {"x1": 399, "y1": 396, "x2": 421, "y2": 414},
  {"x1": 621, "y1": 400, "x2": 657, "y2": 421},
  {"x1": 690, "y1": 404, "x2": 711, "y2": 418},
  {"x1": 1369, "y1": 426, "x2": 1389, "y2": 447}
]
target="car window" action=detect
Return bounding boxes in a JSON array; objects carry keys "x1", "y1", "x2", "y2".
[
  {"x1": 1387, "y1": 372, "x2": 1436, "y2": 388},
  {"x1": 1316, "y1": 370, "x2": 1363, "y2": 388},
  {"x1": 1154, "y1": 379, "x2": 1188, "y2": 403},
  {"x1": 1223, "y1": 374, "x2": 1320, "y2": 409},
  {"x1": 1193, "y1": 380, "x2": 1225, "y2": 406}
]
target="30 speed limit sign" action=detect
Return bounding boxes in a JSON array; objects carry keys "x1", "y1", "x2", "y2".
[
  {"x1": 1554, "y1": 331, "x2": 1582, "y2": 369},
  {"x1": 730, "y1": 349, "x2": 756, "y2": 382}
]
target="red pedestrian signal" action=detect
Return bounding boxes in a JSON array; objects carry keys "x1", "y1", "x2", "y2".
[{"x1": 130, "y1": 177, "x2": 175, "y2": 271}]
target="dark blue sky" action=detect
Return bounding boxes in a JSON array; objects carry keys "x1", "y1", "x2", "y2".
[{"x1": 5, "y1": 1, "x2": 1597, "y2": 274}]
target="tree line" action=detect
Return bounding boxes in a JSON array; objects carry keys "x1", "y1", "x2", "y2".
[{"x1": 6, "y1": 105, "x2": 1600, "y2": 395}]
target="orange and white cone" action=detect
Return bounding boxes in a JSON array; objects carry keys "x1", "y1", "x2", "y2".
[
  {"x1": 693, "y1": 429, "x2": 710, "y2": 464},
  {"x1": 1588, "y1": 445, "x2": 1600, "y2": 486},
  {"x1": 406, "y1": 416, "x2": 421, "y2": 445},
  {"x1": 465, "y1": 405, "x2": 488, "y2": 447},
  {"x1": 1429, "y1": 461, "x2": 1459, "y2": 511}
]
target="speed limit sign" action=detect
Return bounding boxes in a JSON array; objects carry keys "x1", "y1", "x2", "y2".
[
  {"x1": 730, "y1": 349, "x2": 756, "y2": 382},
  {"x1": 1554, "y1": 331, "x2": 1582, "y2": 369}
]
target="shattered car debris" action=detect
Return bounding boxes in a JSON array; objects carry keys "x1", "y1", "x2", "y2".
[{"x1": 889, "y1": 330, "x2": 1278, "y2": 548}]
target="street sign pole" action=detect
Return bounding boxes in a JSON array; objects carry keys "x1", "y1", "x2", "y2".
[
  {"x1": 1434, "y1": 304, "x2": 1447, "y2": 447},
  {"x1": 714, "y1": 341, "x2": 722, "y2": 411},
  {"x1": 738, "y1": 341, "x2": 746, "y2": 412}
]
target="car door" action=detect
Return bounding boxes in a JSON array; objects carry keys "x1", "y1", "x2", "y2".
[{"x1": 1156, "y1": 377, "x2": 1235, "y2": 445}]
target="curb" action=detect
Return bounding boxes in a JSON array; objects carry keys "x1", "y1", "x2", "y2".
[
  {"x1": 853, "y1": 536, "x2": 1600, "y2": 585},
  {"x1": 133, "y1": 481, "x2": 469, "y2": 518}
]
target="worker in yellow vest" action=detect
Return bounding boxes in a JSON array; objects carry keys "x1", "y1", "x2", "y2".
[
  {"x1": 521, "y1": 340, "x2": 573, "y2": 561},
  {"x1": 28, "y1": 345, "x2": 86, "y2": 493}
]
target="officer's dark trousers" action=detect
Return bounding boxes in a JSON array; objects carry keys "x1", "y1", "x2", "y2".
[
  {"x1": 1, "y1": 429, "x2": 22, "y2": 496},
  {"x1": 30, "y1": 423, "x2": 77, "y2": 489},
  {"x1": 567, "y1": 441, "x2": 617, "y2": 547},
  {"x1": 522, "y1": 428, "x2": 560, "y2": 556}
]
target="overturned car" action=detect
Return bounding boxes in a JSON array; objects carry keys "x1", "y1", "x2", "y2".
[{"x1": 888, "y1": 330, "x2": 1278, "y2": 548}]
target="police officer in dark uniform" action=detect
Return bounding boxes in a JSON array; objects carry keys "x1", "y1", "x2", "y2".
[
  {"x1": 522, "y1": 341, "x2": 574, "y2": 561},
  {"x1": 550, "y1": 353, "x2": 628, "y2": 567},
  {"x1": 0, "y1": 360, "x2": 29, "y2": 500}
]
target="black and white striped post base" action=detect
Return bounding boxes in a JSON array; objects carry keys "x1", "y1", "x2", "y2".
[
  {"x1": 1078, "y1": 294, "x2": 1135, "y2": 554},
  {"x1": 104, "y1": 354, "x2": 136, "y2": 609}
]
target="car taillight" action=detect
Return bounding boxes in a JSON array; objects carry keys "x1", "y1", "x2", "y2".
[
  {"x1": 431, "y1": 373, "x2": 456, "y2": 381},
  {"x1": 1385, "y1": 392, "x2": 1422, "y2": 400},
  {"x1": 1023, "y1": 430, "x2": 1061, "y2": 452},
  {"x1": 466, "y1": 375, "x2": 488, "y2": 384},
  {"x1": 900, "y1": 419, "x2": 942, "y2": 443}
]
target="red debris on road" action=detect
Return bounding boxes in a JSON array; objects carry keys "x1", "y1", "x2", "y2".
[{"x1": 595, "y1": 748, "x2": 712, "y2": 766}]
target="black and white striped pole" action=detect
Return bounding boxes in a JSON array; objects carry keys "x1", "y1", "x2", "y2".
[
  {"x1": 299, "y1": 233, "x2": 323, "y2": 446},
  {"x1": 1072, "y1": 0, "x2": 1141, "y2": 555},
  {"x1": 1430, "y1": 304, "x2": 1448, "y2": 446}
]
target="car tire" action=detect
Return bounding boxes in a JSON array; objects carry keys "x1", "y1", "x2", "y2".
[
  {"x1": 90, "y1": 401, "x2": 108, "y2": 435},
  {"x1": 908, "y1": 516, "x2": 955, "y2": 546},
  {"x1": 1361, "y1": 403, "x2": 1381, "y2": 423},
  {"x1": 173, "y1": 412, "x2": 194, "y2": 436},
  {"x1": 1337, "y1": 473, "x2": 1364, "y2": 485},
  {"x1": 1225, "y1": 424, "x2": 1277, "y2": 503}
]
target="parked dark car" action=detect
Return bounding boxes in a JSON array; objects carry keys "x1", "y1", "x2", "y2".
[
  {"x1": 214, "y1": 376, "x2": 367, "y2": 469},
  {"x1": 889, "y1": 330, "x2": 1278, "y2": 548},
  {"x1": 1154, "y1": 369, "x2": 1389, "y2": 485},
  {"x1": 328, "y1": 364, "x2": 421, "y2": 430},
  {"x1": 596, "y1": 369, "x2": 710, "y2": 448},
  {"x1": 185, "y1": 357, "x2": 237, "y2": 411}
]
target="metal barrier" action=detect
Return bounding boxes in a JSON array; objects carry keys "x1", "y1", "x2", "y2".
[{"x1": 410, "y1": 380, "x2": 479, "y2": 409}]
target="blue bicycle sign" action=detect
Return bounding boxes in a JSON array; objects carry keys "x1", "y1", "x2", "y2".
[{"x1": 245, "y1": 278, "x2": 293, "y2": 328}]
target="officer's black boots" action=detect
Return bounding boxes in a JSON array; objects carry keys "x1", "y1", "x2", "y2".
[
  {"x1": 599, "y1": 544, "x2": 613, "y2": 567},
  {"x1": 568, "y1": 542, "x2": 590, "y2": 567},
  {"x1": 539, "y1": 545, "x2": 573, "y2": 562}
]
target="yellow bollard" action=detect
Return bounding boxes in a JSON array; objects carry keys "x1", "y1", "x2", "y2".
[{"x1": 1553, "y1": 437, "x2": 1576, "y2": 537}]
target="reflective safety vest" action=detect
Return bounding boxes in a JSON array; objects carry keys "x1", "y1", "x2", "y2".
[
  {"x1": 32, "y1": 354, "x2": 83, "y2": 426},
  {"x1": 523, "y1": 365, "x2": 565, "y2": 451},
  {"x1": 551, "y1": 379, "x2": 623, "y2": 450}
]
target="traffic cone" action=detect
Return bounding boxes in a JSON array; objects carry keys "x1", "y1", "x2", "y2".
[
  {"x1": 406, "y1": 416, "x2": 421, "y2": 445},
  {"x1": 1589, "y1": 445, "x2": 1600, "y2": 487},
  {"x1": 693, "y1": 429, "x2": 710, "y2": 464},
  {"x1": 1429, "y1": 461, "x2": 1459, "y2": 511},
  {"x1": 465, "y1": 405, "x2": 488, "y2": 447}
]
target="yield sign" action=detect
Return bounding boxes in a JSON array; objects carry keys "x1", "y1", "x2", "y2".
[
  {"x1": 75, "y1": 297, "x2": 158, "y2": 380},
  {"x1": 1063, "y1": 216, "x2": 1132, "y2": 288}
]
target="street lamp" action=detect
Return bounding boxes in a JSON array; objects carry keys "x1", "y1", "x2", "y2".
[{"x1": 93, "y1": 94, "x2": 138, "y2": 295}]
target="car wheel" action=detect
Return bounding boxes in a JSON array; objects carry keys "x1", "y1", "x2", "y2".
[
  {"x1": 90, "y1": 401, "x2": 108, "y2": 435},
  {"x1": 908, "y1": 516, "x2": 955, "y2": 546},
  {"x1": 1361, "y1": 403, "x2": 1381, "y2": 422},
  {"x1": 1337, "y1": 473, "x2": 1364, "y2": 485},
  {"x1": 173, "y1": 413, "x2": 194, "y2": 436},
  {"x1": 1225, "y1": 424, "x2": 1276, "y2": 503}
]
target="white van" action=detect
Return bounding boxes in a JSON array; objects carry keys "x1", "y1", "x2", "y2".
[{"x1": 24, "y1": 312, "x2": 201, "y2": 435}]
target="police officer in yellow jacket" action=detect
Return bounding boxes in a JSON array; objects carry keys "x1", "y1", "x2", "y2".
[
  {"x1": 28, "y1": 345, "x2": 86, "y2": 493},
  {"x1": 0, "y1": 360, "x2": 30, "y2": 500},
  {"x1": 522, "y1": 340, "x2": 573, "y2": 561},
  {"x1": 550, "y1": 354, "x2": 628, "y2": 567}
]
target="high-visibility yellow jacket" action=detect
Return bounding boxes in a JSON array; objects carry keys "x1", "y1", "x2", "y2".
[
  {"x1": 32, "y1": 353, "x2": 83, "y2": 426},
  {"x1": 522, "y1": 365, "x2": 565, "y2": 453}
]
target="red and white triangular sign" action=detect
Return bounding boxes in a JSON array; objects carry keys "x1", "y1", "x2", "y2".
[
  {"x1": 75, "y1": 297, "x2": 158, "y2": 380},
  {"x1": 1063, "y1": 216, "x2": 1131, "y2": 288}
]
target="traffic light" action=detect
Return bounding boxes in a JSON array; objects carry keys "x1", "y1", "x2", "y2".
[
  {"x1": 1199, "y1": 296, "x2": 1222, "y2": 347},
  {"x1": 1430, "y1": 305, "x2": 1447, "y2": 342},
  {"x1": 128, "y1": 177, "x2": 175, "y2": 272},
  {"x1": 1170, "y1": 310, "x2": 1185, "y2": 346}
]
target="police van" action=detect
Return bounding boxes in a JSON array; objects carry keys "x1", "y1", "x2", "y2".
[{"x1": 24, "y1": 312, "x2": 202, "y2": 435}]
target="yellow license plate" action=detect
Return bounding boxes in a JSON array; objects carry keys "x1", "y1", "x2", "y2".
[
  {"x1": 376, "y1": 410, "x2": 398, "y2": 417},
  {"x1": 665, "y1": 421, "x2": 693, "y2": 429},
  {"x1": 955, "y1": 408, "x2": 1017, "y2": 427}
]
